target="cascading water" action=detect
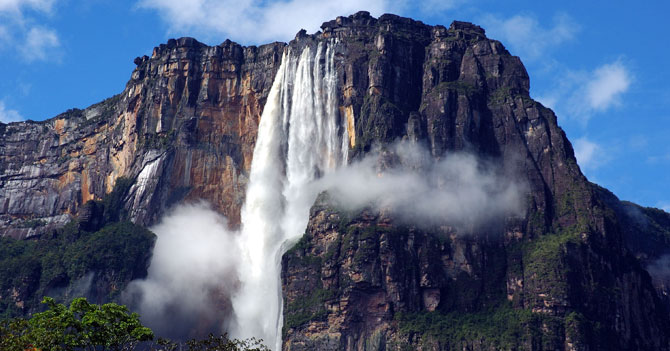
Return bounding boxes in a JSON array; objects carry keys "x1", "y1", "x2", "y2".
[{"x1": 231, "y1": 39, "x2": 347, "y2": 350}]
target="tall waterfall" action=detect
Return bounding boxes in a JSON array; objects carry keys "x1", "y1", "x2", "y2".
[{"x1": 231, "y1": 40, "x2": 347, "y2": 350}]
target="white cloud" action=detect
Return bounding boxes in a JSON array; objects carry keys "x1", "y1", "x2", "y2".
[
  {"x1": 19, "y1": 26, "x2": 60, "y2": 62},
  {"x1": 0, "y1": 101, "x2": 23, "y2": 123},
  {"x1": 573, "y1": 137, "x2": 605, "y2": 170},
  {"x1": 480, "y1": 13, "x2": 578, "y2": 60},
  {"x1": 137, "y1": 0, "x2": 395, "y2": 44},
  {"x1": 539, "y1": 60, "x2": 632, "y2": 124},
  {"x1": 585, "y1": 61, "x2": 631, "y2": 111},
  {"x1": 315, "y1": 141, "x2": 526, "y2": 230},
  {"x1": 125, "y1": 202, "x2": 240, "y2": 338},
  {"x1": 0, "y1": 0, "x2": 55, "y2": 13},
  {"x1": 0, "y1": 0, "x2": 61, "y2": 62}
]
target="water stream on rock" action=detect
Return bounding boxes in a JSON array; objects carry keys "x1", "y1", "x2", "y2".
[{"x1": 231, "y1": 39, "x2": 346, "y2": 350}]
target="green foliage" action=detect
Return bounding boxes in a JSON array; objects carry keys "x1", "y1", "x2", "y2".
[
  {"x1": 0, "y1": 177, "x2": 155, "y2": 319},
  {"x1": 63, "y1": 222, "x2": 156, "y2": 284},
  {"x1": 183, "y1": 334, "x2": 270, "y2": 351},
  {"x1": 0, "y1": 221, "x2": 155, "y2": 318},
  {"x1": 396, "y1": 303, "x2": 560, "y2": 349},
  {"x1": 1, "y1": 298, "x2": 270, "y2": 351},
  {"x1": 432, "y1": 80, "x2": 477, "y2": 95},
  {"x1": 21, "y1": 219, "x2": 48, "y2": 229},
  {"x1": 521, "y1": 228, "x2": 580, "y2": 298},
  {"x1": 283, "y1": 288, "x2": 334, "y2": 332},
  {"x1": 139, "y1": 130, "x2": 176, "y2": 150},
  {"x1": 101, "y1": 176, "x2": 134, "y2": 223},
  {"x1": 0, "y1": 297, "x2": 153, "y2": 351},
  {"x1": 488, "y1": 86, "x2": 511, "y2": 105}
]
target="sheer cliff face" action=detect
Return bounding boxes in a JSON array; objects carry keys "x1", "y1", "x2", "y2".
[
  {"x1": 1, "y1": 11, "x2": 669, "y2": 351},
  {"x1": 279, "y1": 13, "x2": 670, "y2": 351},
  {"x1": 0, "y1": 38, "x2": 284, "y2": 237}
]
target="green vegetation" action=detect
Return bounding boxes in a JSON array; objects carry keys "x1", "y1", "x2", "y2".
[
  {"x1": 488, "y1": 86, "x2": 511, "y2": 105},
  {"x1": 21, "y1": 219, "x2": 47, "y2": 229},
  {"x1": 420, "y1": 80, "x2": 479, "y2": 111},
  {"x1": 0, "y1": 177, "x2": 155, "y2": 319},
  {"x1": 432, "y1": 80, "x2": 477, "y2": 95},
  {"x1": 518, "y1": 225, "x2": 583, "y2": 300},
  {"x1": 355, "y1": 93, "x2": 405, "y2": 152},
  {"x1": 515, "y1": 94, "x2": 536, "y2": 107},
  {"x1": 179, "y1": 334, "x2": 270, "y2": 351},
  {"x1": 523, "y1": 229, "x2": 578, "y2": 277},
  {"x1": 0, "y1": 221, "x2": 155, "y2": 319},
  {"x1": 139, "y1": 129, "x2": 176, "y2": 150},
  {"x1": 0, "y1": 298, "x2": 269, "y2": 351},
  {"x1": 283, "y1": 288, "x2": 334, "y2": 332},
  {"x1": 0, "y1": 297, "x2": 152, "y2": 351},
  {"x1": 98, "y1": 176, "x2": 134, "y2": 224},
  {"x1": 396, "y1": 303, "x2": 562, "y2": 349}
]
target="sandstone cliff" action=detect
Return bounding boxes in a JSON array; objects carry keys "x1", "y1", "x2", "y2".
[{"x1": 0, "y1": 38, "x2": 284, "y2": 238}]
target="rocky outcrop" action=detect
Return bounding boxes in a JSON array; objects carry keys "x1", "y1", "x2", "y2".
[
  {"x1": 0, "y1": 38, "x2": 285, "y2": 238},
  {"x1": 280, "y1": 12, "x2": 670, "y2": 351}
]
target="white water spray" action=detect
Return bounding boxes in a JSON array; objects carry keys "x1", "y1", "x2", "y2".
[{"x1": 231, "y1": 40, "x2": 346, "y2": 350}]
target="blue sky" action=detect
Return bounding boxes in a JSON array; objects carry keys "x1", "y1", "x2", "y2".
[{"x1": 0, "y1": 0, "x2": 668, "y2": 211}]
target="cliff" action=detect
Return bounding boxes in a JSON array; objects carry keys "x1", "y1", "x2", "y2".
[
  {"x1": 279, "y1": 12, "x2": 670, "y2": 351},
  {"x1": 0, "y1": 38, "x2": 284, "y2": 238},
  {"x1": 0, "y1": 11, "x2": 669, "y2": 350}
]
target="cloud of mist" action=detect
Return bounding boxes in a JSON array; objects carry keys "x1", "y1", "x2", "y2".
[
  {"x1": 124, "y1": 202, "x2": 239, "y2": 340},
  {"x1": 45, "y1": 272, "x2": 96, "y2": 303},
  {"x1": 647, "y1": 254, "x2": 670, "y2": 291},
  {"x1": 315, "y1": 141, "x2": 527, "y2": 231}
]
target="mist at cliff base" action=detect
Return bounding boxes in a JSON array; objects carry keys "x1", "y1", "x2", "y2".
[{"x1": 124, "y1": 202, "x2": 239, "y2": 340}]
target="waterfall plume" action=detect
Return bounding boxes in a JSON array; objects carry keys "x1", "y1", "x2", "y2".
[{"x1": 231, "y1": 39, "x2": 345, "y2": 350}]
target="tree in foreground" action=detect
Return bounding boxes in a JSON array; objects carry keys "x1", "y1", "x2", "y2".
[
  {"x1": 0, "y1": 297, "x2": 270, "y2": 351},
  {"x1": 1, "y1": 297, "x2": 153, "y2": 350}
]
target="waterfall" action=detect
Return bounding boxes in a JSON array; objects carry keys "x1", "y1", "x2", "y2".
[{"x1": 231, "y1": 39, "x2": 345, "y2": 350}]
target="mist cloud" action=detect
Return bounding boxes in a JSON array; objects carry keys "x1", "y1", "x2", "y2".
[
  {"x1": 315, "y1": 141, "x2": 526, "y2": 232},
  {"x1": 125, "y1": 202, "x2": 239, "y2": 340},
  {"x1": 647, "y1": 254, "x2": 670, "y2": 293}
]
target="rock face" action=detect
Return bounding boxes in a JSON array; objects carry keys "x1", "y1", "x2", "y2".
[
  {"x1": 1, "y1": 10, "x2": 669, "y2": 351},
  {"x1": 0, "y1": 38, "x2": 284, "y2": 238},
  {"x1": 279, "y1": 12, "x2": 670, "y2": 351}
]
